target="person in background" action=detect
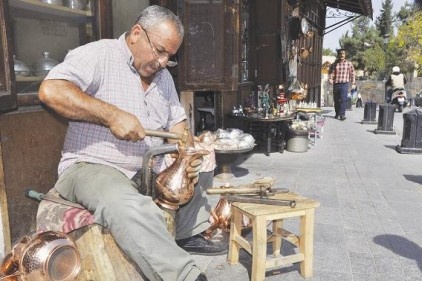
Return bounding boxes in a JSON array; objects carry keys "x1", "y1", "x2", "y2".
[
  {"x1": 38, "y1": 5, "x2": 225, "y2": 281},
  {"x1": 328, "y1": 48, "x2": 356, "y2": 121},
  {"x1": 385, "y1": 66, "x2": 407, "y2": 103},
  {"x1": 356, "y1": 92, "x2": 363, "y2": 108}
]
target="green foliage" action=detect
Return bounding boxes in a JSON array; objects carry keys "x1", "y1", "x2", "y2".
[
  {"x1": 391, "y1": 10, "x2": 422, "y2": 74},
  {"x1": 334, "y1": 0, "x2": 421, "y2": 78},
  {"x1": 363, "y1": 44, "x2": 385, "y2": 77},
  {"x1": 396, "y1": 1, "x2": 416, "y2": 24},
  {"x1": 375, "y1": 0, "x2": 394, "y2": 35},
  {"x1": 339, "y1": 17, "x2": 385, "y2": 75},
  {"x1": 322, "y1": 48, "x2": 335, "y2": 56}
]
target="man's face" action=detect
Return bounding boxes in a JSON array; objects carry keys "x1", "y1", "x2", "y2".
[
  {"x1": 128, "y1": 21, "x2": 182, "y2": 78},
  {"x1": 338, "y1": 50, "x2": 346, "y2": 60}
]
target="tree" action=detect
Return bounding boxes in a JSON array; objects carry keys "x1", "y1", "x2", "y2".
[
  {"x1": 322, "y1": 48, "x2": 335, "y2": 56},
  {"x1": 331, "y1": 0, "x2": 421, "y2": 78},
  {"x1": 374, "y1": 0, "x2": 396, "y2": 78},
  {"x1": 375, "y1": 0, "x2": 394, "y2": 36},
  {"x1": 339, "y1": 17, "x2": 384, "y2": 78},
  {"x1": 396, "y1": 1, "x2": 415, "y2": 25},
  {"x1": 391, "y1": 10, "x2": 422, "y2": 75}
]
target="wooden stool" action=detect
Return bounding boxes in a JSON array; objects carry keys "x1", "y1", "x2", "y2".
[
  {"x1": 228, "y1": 192, "x2": 320, "y2": 281},
  {"x1": 69, "y1": 224, "x2": 146, "y2": 281}
]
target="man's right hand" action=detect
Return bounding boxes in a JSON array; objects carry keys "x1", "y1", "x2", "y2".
[
  {"x1": 328, "y1": 78, "x2": 333, "y2": 85},
  {"x1": 39, "y1": 80, "x2": 145, "y2": 142},
  {"x1": 108, "y1": 110, "x2": 146, "y2": 142}
]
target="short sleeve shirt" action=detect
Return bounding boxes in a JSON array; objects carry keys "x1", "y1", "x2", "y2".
[
  {"x1": 328, "y1": 60, "x2": 355, "y2": 84},
  {"x1": 45, "y1": 33, "x2": 187, "y2": 178}
]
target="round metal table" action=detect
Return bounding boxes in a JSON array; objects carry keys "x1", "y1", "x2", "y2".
[
  {"x1": 214, "y1": 147, "x2": 254, "y2": 180},
  {"x1": 228, "y1": 115, "x2": 293, "y2": 156}
]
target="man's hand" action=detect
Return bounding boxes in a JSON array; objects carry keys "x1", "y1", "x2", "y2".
[
  {"x1": 108, "y1": 109, "x2": 146, "y2": 142},
  {"x1": 328, "y1": 78, "x2": 333, "y2": 85},
  {"x1": 186, "y1": 156, "x2": 204, "y2": 185}
]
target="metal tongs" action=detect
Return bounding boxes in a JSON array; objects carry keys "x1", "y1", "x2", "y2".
[{"x1": 207, "y1": 179, "x2": 296, "y2": 208}]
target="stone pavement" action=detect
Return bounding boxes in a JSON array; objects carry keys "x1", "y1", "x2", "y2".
[{"x1": 193, "y1": 106, "x2": 422, "y2": 281}]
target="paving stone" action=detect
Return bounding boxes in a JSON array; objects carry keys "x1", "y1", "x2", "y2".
[
  {"x1": 373, "y1": 253, "x2": 407, "y2": 281},
  {"x1": 314, "y1": 223, "x2": 345, "y2": 244},
  {"x1": 349, "y1": 252, "x2": 376, "y2": 274},
  {"x1": 344, "y1": 228, "x2": 366, "y2": 239},
  {"x1": 313, "y1": 241, "x2": 350, "y2": 273},
  {"x1": 345, "y1": 236, "x2": 371, "y2": 254},
  {"x1": 315, "y1": 206, "x2": 342, "y2": 225}
]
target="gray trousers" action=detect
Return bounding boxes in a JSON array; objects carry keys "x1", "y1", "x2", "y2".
[{"x1": 54, "y1": 162, "x2": 214, "y2": 281}]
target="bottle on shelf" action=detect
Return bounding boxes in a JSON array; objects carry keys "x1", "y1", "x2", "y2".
[{"x1": 197, "y1": 116, "x2": 208, "y2": 134}]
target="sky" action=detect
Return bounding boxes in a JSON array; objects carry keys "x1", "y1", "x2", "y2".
[{"x1": 323, "y1": 0, "x2": 403, "y2": 50}]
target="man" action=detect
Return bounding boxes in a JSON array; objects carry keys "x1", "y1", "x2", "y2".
[
  {"x1": 385, "y1": 66, "x2": 407, "y2": 102},
  {"x1": 328, "y1": 49, "x2": 356, "y2": 120},
  {"x1": 38, "y1": 5, "x2": 224, "y2": 281}
]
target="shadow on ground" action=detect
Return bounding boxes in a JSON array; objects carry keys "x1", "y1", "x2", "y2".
[
  {"x1": 236, "y1": 228, "x2": 302, "y2": 279},
  {"x1": 403, "y1": 174, "x2": 422, "y2": 185},
  {"x1": 374, "y1": 234, "x2": 422, "y2": 272}
]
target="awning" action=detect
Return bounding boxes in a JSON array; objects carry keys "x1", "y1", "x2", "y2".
[{"x1": 324, "y1": 0, "x2": 373, "y2": 18}]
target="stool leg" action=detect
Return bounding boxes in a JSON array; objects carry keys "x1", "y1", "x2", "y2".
[
  {"x1": 251, "y1": 216, "x2": 266, "y2": 281},
  {"x1": 299, "y1": 209, "x2": 315, "y2": 278},
  {"x1": 271, "y1": 220, "x2": 283, "y2": 256},
  {"x1": 228, "y1": 207, "x2": 242, "y2": 265}
]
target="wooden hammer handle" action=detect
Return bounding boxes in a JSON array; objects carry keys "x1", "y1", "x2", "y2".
[{"x1": 144, "y1": 129, "x2": 182, "y2": 140}]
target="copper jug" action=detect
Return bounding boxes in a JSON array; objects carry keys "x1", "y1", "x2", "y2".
[{"x1": 155, "y1": 147, "x2": 209, "y2": 210}]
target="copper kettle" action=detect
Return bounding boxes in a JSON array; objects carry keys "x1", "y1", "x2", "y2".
[{"x1": 155, "y1": 147, "x2": 209, "y2": 210}]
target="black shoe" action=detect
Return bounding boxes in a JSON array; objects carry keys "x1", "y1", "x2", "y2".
[
  {"x1": 195, "y1": 273, "x2": 208, "y2": 281},
  {"x1": 340, "y1": 116, "x2": 346, "y2": 121},
  {"x1": 176, "y1": 233, "x2": 228, "y2": 256},
  {"x1": 334, "y1": 115, "x2": 339, "y2": 119}
]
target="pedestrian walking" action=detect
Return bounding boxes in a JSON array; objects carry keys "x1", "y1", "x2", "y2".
[{"x1": 328, "y1": 48, "x2": 356, "y2": 120}]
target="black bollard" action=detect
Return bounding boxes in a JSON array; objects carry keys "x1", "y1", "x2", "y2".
[
  {"x1": 361, "y1": 100, "x2": 377, "y2": 124},
  {"x1": 415, "y1": 96, "x2": 422, "y2": 107},
  {"x1": 396, "y1": 109, "x2": 422, "y2": 153},
  {"x1": 374, "y1": 103, "x2": 396, "y2": 134}
]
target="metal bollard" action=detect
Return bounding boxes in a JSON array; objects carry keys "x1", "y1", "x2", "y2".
[
  {"x1": 361, "y1": 100, "x2": 377, "y2": 124},
  {"x1": 396, "y1": 109, "x2": 422, "y2": 153},
  {"x1": 374, "y1": 103, "x2": 396, "y2": 134}
]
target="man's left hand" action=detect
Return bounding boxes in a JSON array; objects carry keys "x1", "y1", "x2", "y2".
[{"x1": 186, "y1": 157, "x2": 204, "y2": 185}]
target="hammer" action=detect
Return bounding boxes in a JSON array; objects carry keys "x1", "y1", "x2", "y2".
[{"x1": 145, "y1": 128, "x2": 189, "y2": 148}]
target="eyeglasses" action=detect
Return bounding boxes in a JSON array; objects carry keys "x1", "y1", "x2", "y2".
[{"x1": 141, "y1": 26, "x2": 178, "y2": 68}]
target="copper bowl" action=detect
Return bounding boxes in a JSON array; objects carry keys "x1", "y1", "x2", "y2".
[{"x1": 1, "y1": 231, "x2": 81, "y2": 281}]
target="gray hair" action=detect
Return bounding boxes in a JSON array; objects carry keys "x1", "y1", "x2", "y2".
[{"x1": 135, "y1": 5, "x2": 184, "y2": 39}]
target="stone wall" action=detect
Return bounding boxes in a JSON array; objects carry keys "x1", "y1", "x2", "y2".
[
  {"x1": 357, "y1": 77, "x2": 422, "y2": 104},
  {"x1": 322, "y1": 77, "x2": 422, "y2": 106}
]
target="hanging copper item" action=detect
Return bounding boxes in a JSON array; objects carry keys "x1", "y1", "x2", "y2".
[
  {"x1": 1, "y1": 231, "x2": 81, "y2": 281},
  {"x1": 155, "y1": 147, "x2": 209, "y2": 210}
]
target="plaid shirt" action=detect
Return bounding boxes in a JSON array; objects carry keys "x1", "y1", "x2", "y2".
[
  {"x1": 45, "y1": 34, "x2": 187, "y2": 178},
  {"x1": 328, "y1": 59, "x2": 355, "y2": 84}
]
